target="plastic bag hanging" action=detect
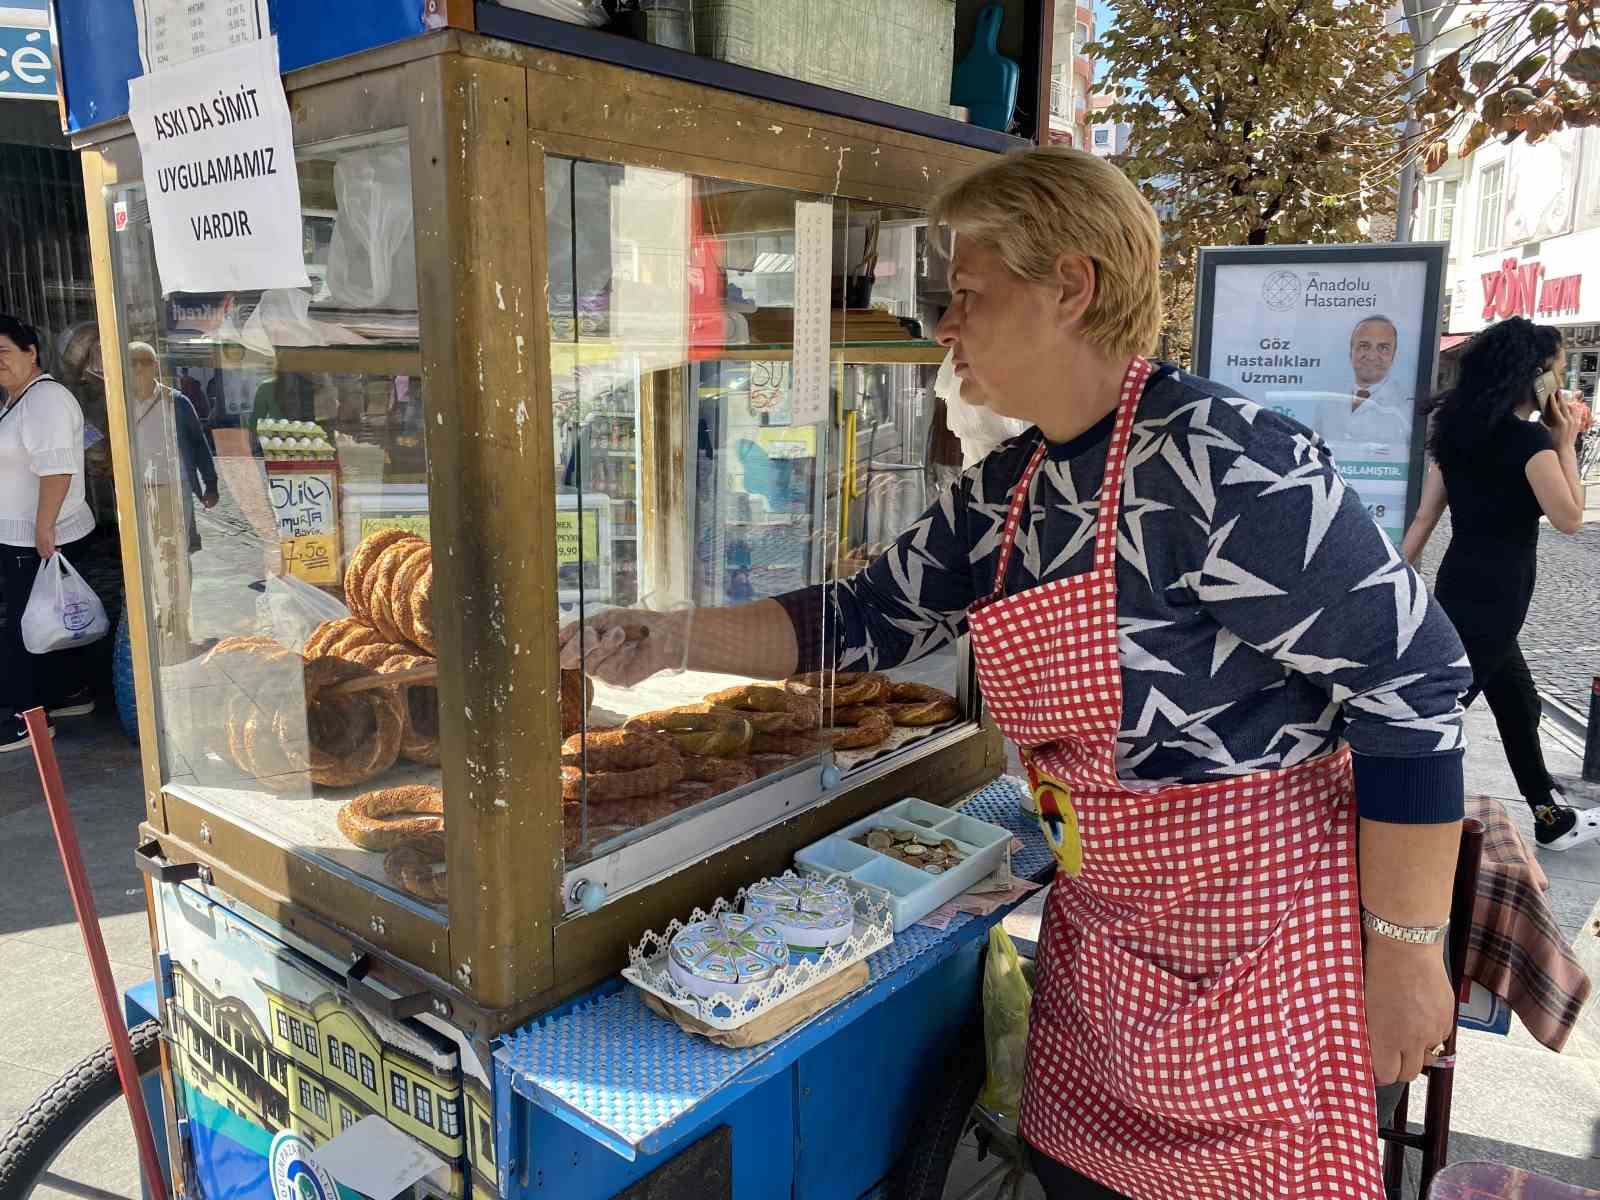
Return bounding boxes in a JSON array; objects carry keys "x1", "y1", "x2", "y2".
[
  {"x1": 976, "y1": 924, "x2": 1033, "y2": 1118},
  {"x1": 21, "y1": 552, "x2": 110, "y2": 654}
]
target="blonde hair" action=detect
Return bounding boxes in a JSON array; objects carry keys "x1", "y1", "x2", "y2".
[{"x1": 933, "y1": 146, "x2": 1163, "y2": 358}]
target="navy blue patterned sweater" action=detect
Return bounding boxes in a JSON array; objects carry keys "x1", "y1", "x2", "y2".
[{"x1": 778, "y1": 366, "x2": 1469, "y2": 823}]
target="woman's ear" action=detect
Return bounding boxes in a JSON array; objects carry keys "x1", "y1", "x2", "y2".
[{"x1": 1053, "y1": 253, "x2": 1097, "y2": 328}]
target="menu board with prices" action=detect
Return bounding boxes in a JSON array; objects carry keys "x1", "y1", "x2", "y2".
[{"x1": 133, "y1": 0, "x2": 270, "y2": 74}]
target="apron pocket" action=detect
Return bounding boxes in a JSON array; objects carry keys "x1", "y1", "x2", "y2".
[{"x1": 1077, "y1": 933, "x2": 1315, "y2": 1131}]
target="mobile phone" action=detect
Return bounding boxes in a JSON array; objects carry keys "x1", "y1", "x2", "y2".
[{"x1": 1534, "y1": 369, "x2": 1558, "y2": 408}]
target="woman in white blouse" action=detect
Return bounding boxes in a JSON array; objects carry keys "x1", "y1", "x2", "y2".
[{"x1": 0, "y1": 314, "x2": 99, "y2": 752}]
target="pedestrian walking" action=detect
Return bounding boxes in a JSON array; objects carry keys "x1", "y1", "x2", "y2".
[
  {"x1": 565, "y1": 146, "x2": 1472, "y2": 1200},
  {"x1": 1402, "y1": 317, "x2": 1599, "y2": 850},
  {"x1": 0, "y1": 313, "x2": 100, "y2": 752}
]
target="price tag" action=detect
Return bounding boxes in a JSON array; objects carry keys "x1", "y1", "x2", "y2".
[{"x1": 283, "y1": 534, "x2": 338, "y2": 585}]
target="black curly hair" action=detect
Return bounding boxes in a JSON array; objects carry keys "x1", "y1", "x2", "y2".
[{"x1": 1428, "y1": 316, "x2": 1562, "y2": 471}]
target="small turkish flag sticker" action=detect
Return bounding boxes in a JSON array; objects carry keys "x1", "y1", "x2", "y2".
[{"x1": 113, "y1": 201, "x2": 128, "y2": 233}]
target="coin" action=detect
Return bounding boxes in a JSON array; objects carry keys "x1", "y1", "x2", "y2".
[
  {"x1": 940, "y1": 840, "x2": 959, "y2": 853},
  {"x1": 913, "y1": 835, "x2": 939, "y2": 847},
  {"x1": 866, "y1": 831, "x2": 893, "y2": 851},
  {"x1": 924, "y1": 850, "x2": 947, "y2": 865},
  {"x1": 892, "y1": 829, "x2": 914, "y2": 843},
  {"x1": 924, "y1": 864, "x2": 945, "y2": 875},
  {"x1": 901, "y1": 843, "x2": 926, "y2": 857}
]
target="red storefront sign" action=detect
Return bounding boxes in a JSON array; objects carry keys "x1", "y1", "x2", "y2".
[{"x1": 1481, "y1": 257, "x2": 1583, "y2": 320}]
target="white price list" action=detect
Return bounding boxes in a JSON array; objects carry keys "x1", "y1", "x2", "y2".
[
  {"x1": 790, "y1": 200, "x2": 835, "y2": 428},
  {"x1": 134, "y1": 0, "x2": 271, "y2": 74}
]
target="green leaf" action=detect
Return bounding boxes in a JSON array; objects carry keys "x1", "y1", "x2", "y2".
[
  {"x1": 1529, "y1": 7, "x2": 1559, "y2": 38},
  {"x1": 1564, "y1": 46, "x2": 1600, "y2": 85},
  {"x1": 1515, "y1": 53, "x2": 1549, "y2": 82}
]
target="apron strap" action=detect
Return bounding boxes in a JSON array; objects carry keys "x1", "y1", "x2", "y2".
[{"x1": 985, "y1": 357, "x2": 1154, "y2": 603}]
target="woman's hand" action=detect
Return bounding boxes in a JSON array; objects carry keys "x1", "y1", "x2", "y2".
[
  {"x1": 559, "y1": 609, "x2": 688, "y2": 688},
  {"x1": 1364, "y1": 937, "x2": 1456, "y2": 1085},
  {"x1": 1543, "y1": 392, "x2": 1582, "y2": 446},
  {"x1": 35, "y1": 525, "x2": 56, "y2": 560}
]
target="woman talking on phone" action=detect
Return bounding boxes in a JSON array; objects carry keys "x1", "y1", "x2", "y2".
[{"x1": 1403, "y1": 317, "x2": 1596, "y2": 849}]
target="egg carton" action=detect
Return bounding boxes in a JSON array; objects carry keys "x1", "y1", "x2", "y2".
[{"x1": 622, "y1": 872, "x2": 893, "y2": 1031}]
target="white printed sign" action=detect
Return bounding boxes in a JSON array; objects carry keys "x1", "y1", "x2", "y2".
[
  {"x1": 127, "y1": 36, "x2": 310, "y2": 296},
  {"x1": 132, "y1": 0, "x2": 270, "y2": 75},
  {"x1": 791, "y1": 200, "x2": 834, "y2": 427}
]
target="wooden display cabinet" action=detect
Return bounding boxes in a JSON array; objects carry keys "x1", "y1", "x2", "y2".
[{"x1": 80, "y1": 29, "x2": 1005, "y2": 1039}]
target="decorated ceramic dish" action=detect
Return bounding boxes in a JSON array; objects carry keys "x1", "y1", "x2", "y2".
[
  {"x1": 667, "y1": 911, "x2": 789, "y2": 1001},
  {"x1": 743, "y1": 874, "x2": 855, "y2": 951}
]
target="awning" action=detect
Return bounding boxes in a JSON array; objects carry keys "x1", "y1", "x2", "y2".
[{"x1": 1440, "y1": 333, "x2": 1472, "y2": 352}]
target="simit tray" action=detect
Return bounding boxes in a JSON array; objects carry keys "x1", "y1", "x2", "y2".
[{"x1": 794, "y1": 797, "x2": 1011, "y2": 932}]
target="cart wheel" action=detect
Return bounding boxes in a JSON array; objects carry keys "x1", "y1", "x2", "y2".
[
  {"x1": 113, "y1": 606, "x2": 139, "y2": 743},
  {"x1": 0, "y1": 1020, "x2": 165, "y2": 1198},
  {"x1": 886, "y1": 1022, "x2": 989, "y2": 1200}
]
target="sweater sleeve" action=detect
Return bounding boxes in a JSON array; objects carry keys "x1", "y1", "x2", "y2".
[
  {"x1": 775, "y1": 477, "x2": 979, "y2": 674},
  {"x1": 1194, "y1": 415, "x2": 1470, "y2": 823}
]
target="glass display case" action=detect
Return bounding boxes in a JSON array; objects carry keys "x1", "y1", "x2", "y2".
[{"x1": 86, "y1": 34, "x2": 1003, "y2": 1033}]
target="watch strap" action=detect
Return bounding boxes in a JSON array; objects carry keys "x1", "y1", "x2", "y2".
[{"x1": 1361, "y1": 907, "x2": 1449, "y2": 945}]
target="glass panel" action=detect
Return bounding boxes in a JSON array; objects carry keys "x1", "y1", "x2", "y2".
[
  {"x1": 111, "y1": 132, "x2": 445, "y2": 911},
  {"x1": 832, "y1": 200, "x2": 966, "y2": 768},
  {"x1": 550, "y1": 159, "x2": 834, "y2": 867},
  {"x1": 550, "y1": 162, "x2": 974, "y2": 876}
]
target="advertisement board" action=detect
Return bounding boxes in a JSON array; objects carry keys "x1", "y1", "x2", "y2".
[
  {"x1": 0, "y1": 1, "x2": 54, "y2": 100},
  {"x1": 1194, "y1": 244, "x2": 1447, "y2": 544}
]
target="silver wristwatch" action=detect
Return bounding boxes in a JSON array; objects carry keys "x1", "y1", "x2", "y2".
[{"x1": 1361, "y1": 908, "x2": 1449, "y2": 945}]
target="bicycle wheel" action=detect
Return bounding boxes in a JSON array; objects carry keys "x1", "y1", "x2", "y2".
[{"x1": 0, "y1": 1020, "x2": 164, "y2": 1199}]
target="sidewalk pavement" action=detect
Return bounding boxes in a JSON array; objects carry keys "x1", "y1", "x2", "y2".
[{"x1": 4, "y1": 701, "x2": 1598, "y2": 1199}]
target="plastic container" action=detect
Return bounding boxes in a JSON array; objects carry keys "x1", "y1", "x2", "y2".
[
  {"x1": 692, "y1": 0, "x2": 956, "y2": 118},
  {"x1": 795, "y1": 797, "x2": 1010, "y2": 931}
]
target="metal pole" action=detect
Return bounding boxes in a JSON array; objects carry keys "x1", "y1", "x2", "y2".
[
  {"x1": 25, "y1": 707, "x2": 171, "y2": 1200},
  {"x1": 1394, "y1": 0, "x2": 1429, "y2": 242},
  {"x1": 1584, "y1": 676, "x2": 1600, "y2": 783}
]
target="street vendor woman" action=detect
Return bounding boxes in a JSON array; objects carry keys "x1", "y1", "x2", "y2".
[{"x1": 561, "y1": 146, "x2": 1469, "y2": 1200}]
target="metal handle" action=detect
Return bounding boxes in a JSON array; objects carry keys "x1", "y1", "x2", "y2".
[
  {"x1": 344, "y1": 954, "x2": 441, "y2": 1021},
  {"x1": 134, "y1": 839, "x2": 206, "y2": 885}
]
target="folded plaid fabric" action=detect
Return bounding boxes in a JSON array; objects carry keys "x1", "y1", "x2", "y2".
[{"x1": 1465, "y1": 796, "x2": 1593, "y2": 1052}]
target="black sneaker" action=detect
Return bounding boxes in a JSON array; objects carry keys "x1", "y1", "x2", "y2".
[
  {"x1": 46, "y1": 689, "x2": 96, "y2": 719},
  {"x1": 1534, "y1": 804, "x2": 1600, "y2": 850},
  {"x1": 0, "y1": 713, "x2": 55, "y2": 754}
]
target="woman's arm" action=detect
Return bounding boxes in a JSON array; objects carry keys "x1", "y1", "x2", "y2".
[
  {"x1": 34, "y1": 473, "x2": 70, "y2": 558},
  {"x1": 564, "y1": 474, "x2": 983, "y2": 687},
  {"x1": 1359, "y1": 817, "x2": 1462, "y2": 1084},
  {"x1": 1526, "y1": 448, "x2": 1584, "y2": 534},
  {"x1": 1399, "y1": 464, "x2": 1446, "y2": 566}
]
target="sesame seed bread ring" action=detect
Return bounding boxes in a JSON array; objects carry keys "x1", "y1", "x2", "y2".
[
  {"x1": 344, "y1": 530, "x2": 420, "y2": 623},
  {"x1": 337, "y1": 785, "x2": 444, "y2": 851}
]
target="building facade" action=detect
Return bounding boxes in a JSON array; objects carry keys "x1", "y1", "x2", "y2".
[
  {"x1": 1085, "y1": 93, "x2": 1131, "y2": 158},
  {"x1": 1046, "y1": 1, "x2": 1095, "y2": 149},
  {"x1": 1409, "y1": 12, "x2": 1600, "y2": 402}
]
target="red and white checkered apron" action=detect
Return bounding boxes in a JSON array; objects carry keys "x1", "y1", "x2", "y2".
[{"x1": 968, "y1": 357, "x2": 1381, "y2": 1200}]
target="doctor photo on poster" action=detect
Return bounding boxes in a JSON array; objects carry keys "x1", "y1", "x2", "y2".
[
  {"x1": 1323, "y1": 314, "x2": 1413, "y2": 447},
  {"x1": 1194, "y1": 246, "x2": 1444, "y2": 545}
]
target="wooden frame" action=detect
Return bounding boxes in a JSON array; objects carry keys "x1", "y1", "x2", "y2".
[{"x1": 79, "y1": 31, "x2": 1004, "y2": 1035}]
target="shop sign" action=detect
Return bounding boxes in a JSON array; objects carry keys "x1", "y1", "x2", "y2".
[
  {"x1": 0, "y1": 4, "x2": 54, "y2": 100},
  {"x1": 269, "y1": 468, "x2": 339, "y2": 586},
  {"x1": 1479, "y1": 257, "x2": 1584, "y2": 321},
  {"x1": 127, "y1": 36, "x2": 310, "y2": 295}
]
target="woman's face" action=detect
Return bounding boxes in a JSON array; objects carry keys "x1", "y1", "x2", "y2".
[
  {"x1": 934, "y1": 238, "x2": 1066, "y2": 417},
  {"x1": 1547, "y1": 346, "x2": 1567, "y2": 380},
  {"x1": 0, "y1": 334, "x2": 40, "y2": 395}
]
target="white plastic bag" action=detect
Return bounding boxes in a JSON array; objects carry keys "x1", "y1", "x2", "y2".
[
  {"x1": 937, "y1": 348, "x2": 1030, "y2": 468},
  {"x1": 325, "y1": 144, "x2": 417, "y2": 310},
  {"x1": 21, "y1": 552, "x2": 110, "y2": 654},
  {"x1": 265, "y1": 573, "x2": 351, "y2": 654}
]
